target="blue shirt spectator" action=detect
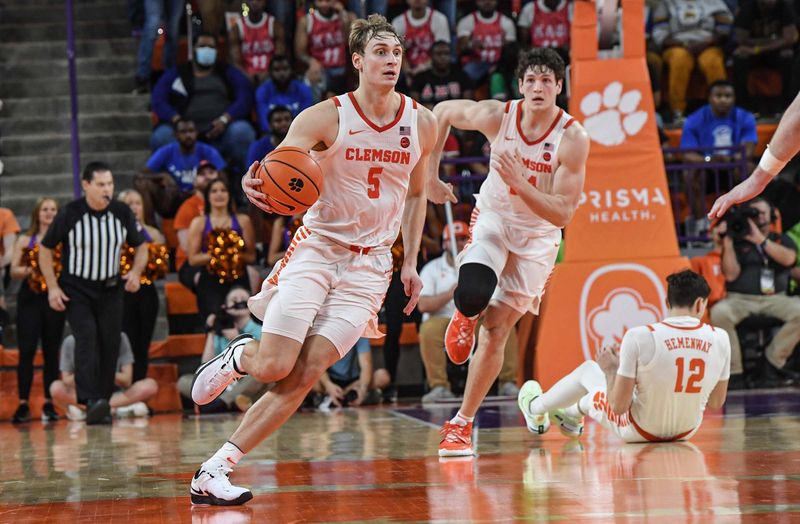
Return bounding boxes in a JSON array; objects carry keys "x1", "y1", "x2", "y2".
[
  {"x1": 680, "y1": 81, "x2": 757, "y2": 157},
  {"x1": 327, "y1": 338, "x2": 372, "y2": 384},
  {"x1": 213, "y1": 318, "x2": 262, "y2": 356},
  {"x1": 147, "y1": 141, "x2": 226, "y2": 193},
  {"x1": 246, "y1": 105, "x2": 293, "y2": 167},
  {"x1": 255, "y1": 56, "x2": 313, "y2": 133}
]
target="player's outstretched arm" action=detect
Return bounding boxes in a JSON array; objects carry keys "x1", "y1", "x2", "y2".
[
  {"x1": 425, "y1": 100, "x2": 505, "y2": 204},
  {"x1": 400, "y1": 107, "x2": 438, "y2": 315},
  {"x1": 492, "y1": 122, "x2": 590, "y2": 228},
  {"x1": 241, "y1": 100, "x2": 339, "y2": 212},
  {"x1": 709, "y1": 91, "x2": 800, "y2": 219}
]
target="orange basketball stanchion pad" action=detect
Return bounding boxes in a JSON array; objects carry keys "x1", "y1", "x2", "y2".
[
  {"x1": 534, "y1": 257, "x2": 688, "y2": 389},
  {"x1": 533, "y1": 0, "x2": 687, "y2": 383}
]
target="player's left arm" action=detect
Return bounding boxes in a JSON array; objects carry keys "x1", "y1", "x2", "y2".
[
  {"x1": 601, "y1": 331, "x2": 638, "y2": 416},
  {"x1": 492, "y1": 123, "x2": 590, "y2": 228},
  {"x1": 400, "y1": 107, "x2": 437, "y2": 315}
]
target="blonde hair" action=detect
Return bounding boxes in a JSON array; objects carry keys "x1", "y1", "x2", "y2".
[
  {"x1": 348, "y1": 14, "x2": 403, "y2": 56},
  {"x1": 117, "y1": 188, "x2": 142, "y2": 203}
]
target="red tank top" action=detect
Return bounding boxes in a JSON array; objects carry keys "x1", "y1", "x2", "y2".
[
  {"x1": 308, "y1": 11, "x2": 346, "y2": 68},
  {"x1": 403, "y1": 10, "x2": 435, "y2": 69},
  {"x1": 530, "y1": 0, "x2": 570, "y2": 48},
  {"x1": 236, "y1": 13, "x2": 276, "y2": 75},
  {"x1": 462, "y1": 12, "x2": 505, "y2": 65}
]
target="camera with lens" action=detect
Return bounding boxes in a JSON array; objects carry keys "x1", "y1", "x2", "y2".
[
  {"x1": 212, "y1": 310, "x2": 236, "y2": 335},
  {"x1": 341, "y1": 389, "x2": 359, "y2": 407},
  {"x1": 723, "y1": 205, "x2": 760, "y2": 242}
]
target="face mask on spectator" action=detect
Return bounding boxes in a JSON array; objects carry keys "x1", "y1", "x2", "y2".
[{"x1": 196, "y1": 47, "x2": 217, "y2": 67}]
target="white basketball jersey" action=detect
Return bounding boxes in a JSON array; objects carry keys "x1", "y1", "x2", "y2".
[
  {"x1": 476, "y1": 100, "x2": 575, "y2": 234},
  {"x1": 304, "y1": 92, "x2": 422, "y2": 247},
  {"x1": 630, "y1": 318, "x2": 731, "y2": 438}
]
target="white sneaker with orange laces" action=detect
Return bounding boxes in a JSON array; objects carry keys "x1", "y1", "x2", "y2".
[
  {"x1": 444, "y1": 310, "x2": 478, "y2": 365},
  {"x1": 438, "y1": 421, "x2": 474, "y2": 457}
]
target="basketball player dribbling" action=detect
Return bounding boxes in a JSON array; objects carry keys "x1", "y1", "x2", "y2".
[
  {"x1": 430, "y1": 48, "x2": 590, "y2": 457},
  {"x1": 518, "y1": 270, "x2": 731, "y2": 443},
  {"x1": 188, "y1": 15, "x2": 452, "y2": 505}
]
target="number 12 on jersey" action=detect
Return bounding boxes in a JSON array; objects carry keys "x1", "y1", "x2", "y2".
[{"x1": 674, "y1": 357, "x2": 705, "y2": 393}]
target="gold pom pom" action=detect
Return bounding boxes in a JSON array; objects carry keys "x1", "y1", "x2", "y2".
[
  {"x1": 207, "y1": 229, "x2": 245, "y2": 284},
  {"x1": 120, "y1": 242, "x2": 170, "y2": 285},
  {"x1": 25, "y1": 244, "x2": 62, "y2": 293}
]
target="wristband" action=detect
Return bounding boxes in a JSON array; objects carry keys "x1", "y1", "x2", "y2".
[
  {"x1": 219, "y1": 114, "x2": 231, "y2": 125},
  {"x1": 758, "y1": 146, "x2": 788, "y2": 175}
]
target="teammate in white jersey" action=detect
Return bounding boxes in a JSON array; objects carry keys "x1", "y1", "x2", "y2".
[
  {"x1": 187, "y1": 15, "x2": 449, "y2": 506},
  {"x1": 429, "y1": 48, "x2": 590, "y2": 457},
  {"x1": 518, "y1": 269, "x2": 731, "y2": 443}
]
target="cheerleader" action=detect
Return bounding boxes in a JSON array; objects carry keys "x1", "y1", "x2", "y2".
[
  {"x1": 187, "y1": 178, "x2": 256, "y2": 319},
  {"x1": 118, "y1": 190, "x2": 168, "y2": 382},
  {"x1": 266, "y1": 212, "x2": 306, "y2": 269},
  {"x1": 9, "y1": 198, "x2": 65, "y2": 423}
]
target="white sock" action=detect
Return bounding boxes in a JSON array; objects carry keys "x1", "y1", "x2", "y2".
[
  {"x1": 578, "y1": 393, "x2": 593, "y2": 416},
  {"x1": 538, "y1": 361, "x2": 605, "y2": 412},
  {"x1": 529, "y1": 396, "x2": 546, "y2": 415},
  {"x1": 207, "y1": 441, "x2": 245, "y2": 469},
  {"x1": 565, "y1": 404, "x2": 583, "y2": 419},
  {"x1": 450, "y1": 412, "x2": 474, "y2": 426}
]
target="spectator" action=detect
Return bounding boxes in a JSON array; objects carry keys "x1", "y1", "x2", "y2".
[
  {"x1": 50, "y1": 333, "x2": 158, "y2": 420},
  {"x1": 174, "y1": 162, "x2": 221, "y2": 288},
  {"x1": 410, "y1": 40, "x2": 474, "y2": 109},
  {"x1": 316, "y1": 338, "x2": 389, "y2": 408},
  {"x1": 266, "y1": 211, "x2": 306, "y2": 269},
  {"x1": 680, "y1": 80, "x2": 758, "y2": 237},
  {"x1": 177, "y1": 287, "x2": 267, "y2": 412},
  {"x1": 255, "y1": 56, "x2": 312, "y2": 134},
  {"x1": 710, "y1": 197, "x2": 800, "y2": 389},
  {"x1": 137, "y1": 118, "x2": 227, "y2": 225},
  {"x1": 295, "y1": 0, "x2": 355, "y2": 96},
  {"x1": 456, "y1": 0, "x2": 517, "y2": 83},
  {"x1": 347, "y1": 0, "x2": 388, "y2": 18},
  {"x1": 9, "y1": 198, "x2": 65, "y2": 423},
  {"x1": 228, "y1": 0, "x2": 286, "y2": 85},
  {"x1": 187, "y1": 178, "x2": 256, "y2": 318},
  {"x1": 392, "y1": 1, "x2": 451, "y2": 84},
  {"x1": 150, "y1": 31, "x2": 256, "y2": 181},
  {"x1": 517, "y1": 0, "x2": 572, "y2": 61},
  {"x1": 39, "y1": 162, "x2": 148, "y2": 425},
  {"x1": 119, "y1": 189, "x2": 167, "y2": 383},
  {"x1": 733, "y1": 0, "x2": 799, "y2": 112},
  {"x1": 133, "y1": 0, "x2": 182, "y2": 93},
  {"x1": 418, "y1": 222, "x2": 520, "y2": 403},
  {"x1": 690, "y1": 220, "x2": 728, "y2": 319},
  {"x1": 247, "y1": 106, "x2": 293, "y2": 169},
  {"x1": 0, "y1": 207, "x2": 20, "y2": 315},
  {"x1": 488, "y1": 42, "x2": 523, "y2": 102},
  {"x1": 652, "y1": 0, "x2": 733, "y2": 121}
]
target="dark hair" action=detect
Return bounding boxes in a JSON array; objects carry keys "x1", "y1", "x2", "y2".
[
  {"x1": 267, "y1": 105, "x2": 292, "y2": 122},
  {"x1": 666, "y1": 269, "x2": 710, "y2": 308},
  {"x1": 176, "y1": 117, "x2": 196, "y2": 128},
  {"x1": 515, "y1": 48, "x2": 566, "y2": 83},
  {"x1": 194, "y1": 30, "x2": 217, "y2": 45},
  {"x1": 708, "y1": 80, "x2": 734, "y2": 93},
  {"x1": 269, "y1": 54, "x2": 290, "y2": 69},
  {"x1": 432, "y1": 40, "x2": 450, "y2": 49},
  {"x1": 82, "y1": 161, "x2": 112, "y2": 182},
  {"x1": 349, "y1": 14, "x2": 404, "y2": 56},
  {"x1": 203, "y1": 178, "x2": 237, "y2": 216}
]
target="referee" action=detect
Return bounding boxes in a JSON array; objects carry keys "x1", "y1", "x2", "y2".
[{"x1": 39, "y1": 161, "x2": 148, "y2": 424}]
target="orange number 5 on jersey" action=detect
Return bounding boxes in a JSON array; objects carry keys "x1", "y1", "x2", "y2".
[
  {"x1": 367, "y1": 167, "x2": 382, "y2": 199},
  {"x1": 674, "y1": 357, "x2": 706, "y2": 394}
]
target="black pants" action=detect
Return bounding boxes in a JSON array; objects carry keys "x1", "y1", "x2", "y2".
[
  {"x1": 61, "y1": 276, "x2": 124, "y2": 404},
  {"x1": 122, "y1": 284, "x2": 159, "y2": 382},
  {"x1": 733, "y1": 50, "x2": 797, "y2": 110},
  {"x1": 382, "y1": 271, "x2": 420, "y2": 383},
  {"x1": 16, "y1": 285, "x2": 65, "y2": 400},
  {"x1": 195, "y1": 269, "x2": 249, "y2": 320}
]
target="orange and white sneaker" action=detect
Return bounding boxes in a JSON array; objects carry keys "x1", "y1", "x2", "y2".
[
  {"x1": 445, "y1": 310, "x2": 478, "y2": 365},
  {"x1": 438, "y1": 421, "x2": 474, "y2": 457}
]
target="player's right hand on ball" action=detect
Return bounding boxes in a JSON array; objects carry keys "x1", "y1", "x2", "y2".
[{"x1": 241, "y1": 161, "x2": 275, "y2": 213}]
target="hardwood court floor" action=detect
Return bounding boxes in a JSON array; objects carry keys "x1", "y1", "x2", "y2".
[{"x1": 1, "y1": 390, "x2": 800, "y2": 522}]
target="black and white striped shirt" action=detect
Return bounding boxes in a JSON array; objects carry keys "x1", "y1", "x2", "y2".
[{"x1": 41, "y1": 198, "x2": 144, "y2": 282}]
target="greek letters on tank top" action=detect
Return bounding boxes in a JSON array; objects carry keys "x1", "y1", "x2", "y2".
[
  {"x1": 476, "y1": 100, "x2": 575, "y2": 234},
  {"x1": 304, "y1": 92, "x2": 422, "y2": 248},
  {"x1": 308, "y1": 10, "x2": 346, "y2": 68},
  {"x1": 463, "y1": 12, "x2": 505, "y2": 65},
  {"x1": 201, "y1": 214, "x2": 242, "y2": 253},
  {"x1": 530, "y1": 0, "x2": 570, "y2": 48},
  {"x1": 236, "y1": 13, "x2": 276, "y2": 75},
  {"x1": 404, "y1": 9, "x2": 435, "y2": 69}
]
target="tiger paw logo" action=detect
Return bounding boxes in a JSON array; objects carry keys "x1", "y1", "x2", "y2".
[
  {"x1": 288, "y1": 178, "x2": 304, "y2": 192},
  {"x1": 593, "y1": 391, "x2": 607, "y2": 412},
  {"x1": 580, "y1": 81, "x2": 648, "y2": 146}
]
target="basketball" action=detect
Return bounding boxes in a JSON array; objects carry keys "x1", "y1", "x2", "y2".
[{"x1": 253, "y1": 147, "x2": 323, "y2": 215}]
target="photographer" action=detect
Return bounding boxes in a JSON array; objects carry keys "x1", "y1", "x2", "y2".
[
  {"x1": 710, "y1": 197, "x2": 800, "y2": 389},
  {"x1": 177, "y1": 287, "x2": 267, "y2": 412}
]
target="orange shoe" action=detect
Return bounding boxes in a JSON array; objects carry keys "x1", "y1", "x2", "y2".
[
  {"x1": 445, "y1": 310, "x2": 478, "y2": 365},
  {"x1": 438, "y1": 421, "x2": 474, "y2": 457}
]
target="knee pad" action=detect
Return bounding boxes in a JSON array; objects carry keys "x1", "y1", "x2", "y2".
[{"x1": 454, "y1": 263, "x2": 498, "y2": 317}]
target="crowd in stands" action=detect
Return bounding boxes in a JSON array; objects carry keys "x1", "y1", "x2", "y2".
[{"x1": 2, "y1": 0, "x2": 800, "y2": 425}]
